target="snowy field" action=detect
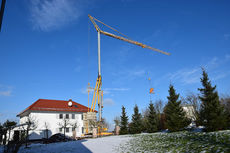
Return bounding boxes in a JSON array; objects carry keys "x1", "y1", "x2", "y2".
[
  {"x1": 1, "y1": 130, "x2": 230, "y2": 153},
  {"x1": 118, "y1": 130, "x2": 230, "y2": 153},
  {"x1": 17, "y1": 135, "x2": 131, "y2": 153}
]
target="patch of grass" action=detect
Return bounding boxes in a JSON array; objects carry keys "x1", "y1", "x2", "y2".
[{"x1": 116, "y1": 130, "x2": 230, "y2": 153}]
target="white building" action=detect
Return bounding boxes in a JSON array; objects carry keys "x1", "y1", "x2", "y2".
[
  {"x1": 16, "y1": 99, "x2": 96, "y2": 140},
  {"x1": 182, "y1": 105, "x2": 196, "y2": 121},
  {"x1": 182, "y1": 105, "x2": 196, "y2": 127}
]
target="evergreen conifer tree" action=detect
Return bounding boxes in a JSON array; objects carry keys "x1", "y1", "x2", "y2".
[
  {"x1": 164, "y1": 84, "x2": 190, "y2": 132},
  {"x1": 146, "y1": 102, "x2": 157, "y2": 133},
  {"x1": 119, "y1": 106, "x2": 129, "y2": 135},
  {"x1": 129, "y1": 105, "x2": 142, "y2": 134},
  {"x1": 141, "y1": 108, "x2": 149, "y2": 132},
  {"x1": 198, "y1": 69, "x2": 227, "y2": 131}
]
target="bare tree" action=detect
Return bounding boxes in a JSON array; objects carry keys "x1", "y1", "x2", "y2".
[
  {"x1": 181, "y1": 92, "x2": 201, "y2": 125},
  {"x1": 154, "y1": 100, "x2": 166, "y2": 131},
  {"x1": 113, "y1": 116, "x2": 121, "y2": 127},
  {"x1": 0, "y1": 123, "x2": 3, "y2": 144},
  {"x1": 22, "y1": 115, "x2": 37, "y2": 148},
  {"x1": 88, "y1": 119, "x2": 98, "y2": 131},
  {"x1": 220, "y1": 94, "x2": 230, "y2": 111},
  {"x1": 58, "y1": 117, "x2": 70, "y2": 140},
  {"x1": 70, "y1": 121, "x2": 79, "y2": 139},
  {"x1": 154, "y1": 100, "x2": 164, "y2": 114},
  {"x1": 220, "y1": 94, "x2": 230, "y2": 127},
  {"x1": 141, "y1": 108, "x2": 149, "y2": 132},
  {"x1": 2, "y1": 120, "x2": 17, "y2": 143},
  {"x1": 101, "y1": 118, "x2": 109, "y2": 130}
]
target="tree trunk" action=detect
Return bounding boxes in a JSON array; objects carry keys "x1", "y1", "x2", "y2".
[
  {"x1": 64, "y1": 128, "x2": 65, "y2": 141},
  {"x1": 25, "y1": 129, "x2": 29, "y2": 148},
  {"x1": 8, "y1": 129, "x2": 11, "y2": 143},
  {"x1": 3, "y1": 131, "x2": 7, "y2": 145}
]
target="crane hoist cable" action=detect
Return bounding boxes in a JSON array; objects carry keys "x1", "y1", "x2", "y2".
[
  {"x1": 147, "y1": 73, "x2": 154, "y2": 103},
  {"x1": 90, "y1": 16, "x2": 130, "y2": 39},
  {"x1": 87, "y1": 18, "x2": 91, "y2": 112}
]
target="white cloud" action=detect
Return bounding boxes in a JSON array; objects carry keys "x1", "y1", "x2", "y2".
[
  {"x1": 121, "y1": 0, "x2": 135, "y2": 2},
  {"x1": 224, "y1": 34, "x2": 230, "y2": 40},
  {"x1": 103, "y1": 98, "x2": 115, "y2": 106},
  {"x1": 103, "y1": 88, "x2": 129, "y2": 95},
  {"x1": 29, "y1": 0, "x2": 86, "y2": 31},
  {"x1": 167, "y1": 55, "x2": 230, "y2": 85},
  {"x1": 80, "y1": 87, "x2": 94, "y2": 94},
  {"x1": 0, "y1": 91, "x2": 11, "y2": 96},
  {"x1": 132, "y1": 70, "x2": 145, "y2": 77},
  {"x1": 0, "y1": 85, "x2": 13, "y2": 96},
  {"x1": 168, "y1": 68, "x2": 200, "y2": 85},
  {"x1": 204, "y1": 57, "x2": 219, "y2": 70},
  {"x1": 74, "y1": 65, "x2": 82, "y2": 72},
  {"x1": 225, "y1": 54, "x2": 230, "y2": 60},
  {"x1": 103, "y1": 88, "x2": 129, "y2": 91},
  {"x1": 212, "y1": 73, "x2": 228, "y2": 81},
  {"x1": 112, "y1": 68, "x2": 146, "y2": 83},
  {"x1": 81, "y1": 87, "x2": 129, "y2": 95}
]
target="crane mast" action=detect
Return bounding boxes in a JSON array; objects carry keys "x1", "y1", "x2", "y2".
[
  {"x1": 88, "y1": 14, "x2": 170, "y2": 125},
  {"x1": 97, "y1": 31, "x2": 102, "y2": 121}
]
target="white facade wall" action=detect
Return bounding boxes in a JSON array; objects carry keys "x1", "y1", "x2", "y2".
[
  {"x1": 19, "y1": 111, "x2": 84, "y2": 139},
  {"x1": 182, "y1": 106, "x2": 195, "y2": 121}
]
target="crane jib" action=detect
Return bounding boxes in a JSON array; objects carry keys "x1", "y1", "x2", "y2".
[{"x1": 100, "y1": 31, "x2": 170, "y2": 55}]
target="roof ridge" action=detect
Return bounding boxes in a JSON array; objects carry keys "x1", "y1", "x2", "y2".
[
  {"x1": 38, "y1": 99, "x2": 69, "y2": 102},
  {"x1": 17, "y1": 99, "x2": 96, "y2": 116}
]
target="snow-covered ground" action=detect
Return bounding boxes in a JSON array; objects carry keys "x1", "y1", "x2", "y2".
[
  {"x1": 3, "y1": 130, "x2": 229, "y2": 153},
  {"x1": 0, "y1": 146, "x2": 3, "y2": 153},
  {"x1": 118, "y1": 130, "x2": 230, "y2": 153},
  {"x1": 18, "y1": 135, "x2": 131, "y2": 153}
]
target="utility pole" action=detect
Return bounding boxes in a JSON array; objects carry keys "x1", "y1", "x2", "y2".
[{"x1": 0, "y1": 0, "x2": 6, "y2": 32}]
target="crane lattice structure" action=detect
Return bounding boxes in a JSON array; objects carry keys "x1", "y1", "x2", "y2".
[{"x1": 88, "y1": 15, "x2": 170, "y2": 125}]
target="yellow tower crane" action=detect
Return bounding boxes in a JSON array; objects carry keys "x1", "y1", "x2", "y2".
[{"x1": 88, "y1": 15, "x2": 170, "y2": 131}]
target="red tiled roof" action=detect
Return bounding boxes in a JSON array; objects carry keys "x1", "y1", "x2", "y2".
[{"x1": 17, "y1": 99, "x2": 97, "y2": 116}]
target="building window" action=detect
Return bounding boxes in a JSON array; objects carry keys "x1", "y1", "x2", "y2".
[
  {"x1": 66, "y1": 128, "x2": 69, "y2": 133},
  {"x1": 82, "y1": 127, "x2": 84, "y2": 133},
  {"x1": 59, "y1": 114, "x2": 63, "y2": 119},
  {"x1": 81, "y1": 114, "x2": 83, "y2": 120},
  {"x1": 72, "y1": 114, "x2": 75, "y2": 119},
  {"x1": 59, "y1": 128, "x2": 62, "y2": 132},
  {"x1": 72, "y1": 127, "x2": 75, "y2": 132},
  {"x1": 66, "y1": 114, "x2": 69, "y2": 119}
]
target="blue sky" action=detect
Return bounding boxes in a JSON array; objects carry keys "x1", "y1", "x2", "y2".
[{"x1": 0, "y1": 0, "x2": 230, "y2": 128}]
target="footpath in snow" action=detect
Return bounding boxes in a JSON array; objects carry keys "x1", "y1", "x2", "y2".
[{"x1": 17, "y1": 135, "x2": 131, "y2": 153}]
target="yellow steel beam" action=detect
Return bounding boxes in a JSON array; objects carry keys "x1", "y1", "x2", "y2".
[
  {"x1": 90, "y1": 79, "x2": 98, "y2": 112},
  {"x1": 100, "y1": 30, "x2": 170, "y2": 55},
  {"x1": 88, "y1": 14, "x2": 101, "y2": 32},
  {"x1": 93, "y1": 76, "x2": 101, "y2": 112}
]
